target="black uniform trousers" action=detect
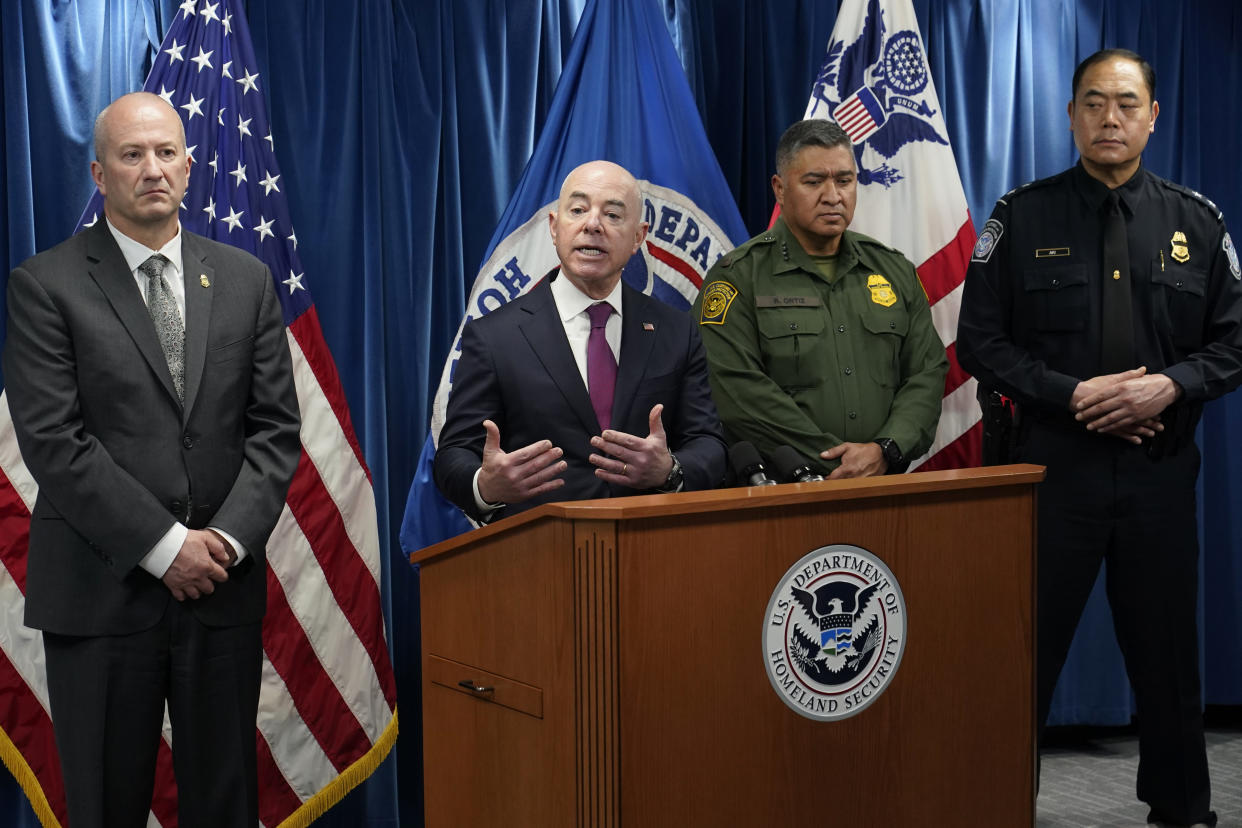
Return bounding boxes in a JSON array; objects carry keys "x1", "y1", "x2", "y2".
[
  {"x1": 43, "y1": 598, "x2": 263, "y2": 828},
  {"x1": 1021, "y1": 418, "x2": 1214, "y2": 827}
]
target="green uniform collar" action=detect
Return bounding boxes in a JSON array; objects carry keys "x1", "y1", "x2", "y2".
[{"x1": 768, "y1": 217, "x2": 865, "y2": 283}]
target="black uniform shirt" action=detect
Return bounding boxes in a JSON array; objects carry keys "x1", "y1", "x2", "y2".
[{"x1": 958, "y1": 162, "x2": 1242, "y2": 425}]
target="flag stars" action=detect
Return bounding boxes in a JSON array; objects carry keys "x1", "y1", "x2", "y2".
[
  {"x1": 203, "y1": 197, "x2": 217, "y2": 221},
  {"x1": 179, "y1": 0, "x2": 197, "y2": 18},
  {"x1": 209, "y1": 151, "x2": 219, "y2": 177},
  {"x1": 180, "y1": 93, "x2": 205, "y2": 121},
  {"x1": 157, "y1": 85, "x2": 176, "y2": 106},
  {"x1": 254, "y1": 216, "x2": 275, "y2": 243},
  {"x1": 260, "y1": 171, "x2": 280, "y2": 195},
  {"x1": 222, "y1": 10, "x2": 233, "y2": 35},
  {"x1": 190, "y1": 46, "x2": 214, "y2": 72},
  {"x1": 288, "y1": 230, "x2": 298, "y2": 250},
  {"x1": 84, "y1": 213, "x2": 99, "y2": 228},
  {"x1": 237, "y1": 114, "x2": 253, "y2": 140},
  {"x1": 265, "y1": 132, "x2": 274, "y2": 151},
  {"x1": 222, "y1": 208, "x2": 244, "y2": 232},
  {"x1": 283, "y1": 270, "x2": 306, "y2": 293},
  {"x1": 199, "y1": 1, "x2": 220, "y2": 24},
  {"x1": 164, "y1": 39, "x2": 186, "y2": 64},
  {"x1": 230, "y1": 160, "x2": 248, "y2": 187},
  {"x1": 222, "y1": 60, "x2": 233, "y2": 79},
  {"x1": 186, "y1": 144, "x2": 197, "y2": 163},
  {"x1": 217, "y1": 107, "x2": 227, "y2": 127},
  {"x1": 237, "y1": 68, "x2": 260, "y2": 95}
]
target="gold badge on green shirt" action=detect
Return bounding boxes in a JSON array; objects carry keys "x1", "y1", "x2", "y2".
[
  {"x1": 700, "y1": 280, "x2": 739, "y2": 325},
  {"x1": 867, "y1": 274, "x2": 897, "y2": 307},
  {"x1": 1170, "y1": 231, "x2": 1189, "y2": 264}
]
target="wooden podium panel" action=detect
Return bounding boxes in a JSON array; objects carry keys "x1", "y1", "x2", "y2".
[{"x1": 412, "y1": 465, "x2": 1042, "y2": 827}]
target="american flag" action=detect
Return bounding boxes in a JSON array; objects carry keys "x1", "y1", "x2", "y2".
[
  {"x1": 833, "y1": 86, "x2": 887, "y2": 144},
  {"x1": 0, "y1": 1, "x2": 397, "y2": 825}
]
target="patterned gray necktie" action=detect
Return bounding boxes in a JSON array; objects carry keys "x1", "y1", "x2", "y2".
[{"x1": 139, "y1": 254, "x2": 185, "y2": 400}]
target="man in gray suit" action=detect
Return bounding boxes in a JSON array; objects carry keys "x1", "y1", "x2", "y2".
[{"x1": 3, "y1": 92, "x2": 301, "y2": 827}]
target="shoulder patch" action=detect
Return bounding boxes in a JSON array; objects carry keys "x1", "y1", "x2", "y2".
[
  {"x1": 1225, "y1": 233, "x2": 1240, "y2": 280},
  {"x1": 699, "y1": 280, "x2": 739, "y2": 325},
  {"x1": 972, "y1": 218, "x2": 1004, "y2": 263}
]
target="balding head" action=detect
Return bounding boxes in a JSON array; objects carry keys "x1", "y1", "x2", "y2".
[
  {"x1": 548, "y1": 160, "x2": 648, "y2": 299},
  {"x1": 90, "y1": 91, "x2": 191, "y2": 248}
]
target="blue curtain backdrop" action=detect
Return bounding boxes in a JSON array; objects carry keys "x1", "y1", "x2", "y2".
[{"x1": 2, "y1": 1, "x2": 1239, "y2": 825}]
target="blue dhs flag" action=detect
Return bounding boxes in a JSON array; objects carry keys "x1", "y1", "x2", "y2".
[{"x1": 400, "y1": 0, "x2": 747, "y2": 553}]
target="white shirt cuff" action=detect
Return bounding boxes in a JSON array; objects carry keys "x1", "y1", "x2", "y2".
[
  {"x1": 209, "y1": 527, "x2": 249, "y2": 566},
  {"x1": 471, "y1": 468, "x2": 504, "y2": 515},
  {"x1": 139, "y1": 522, "x2": 187, "y2": 578}
]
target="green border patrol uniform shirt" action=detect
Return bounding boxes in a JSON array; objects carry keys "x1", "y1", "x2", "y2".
[{"x1": 692, "y1": 217, "x2": 948, "y2": 474}]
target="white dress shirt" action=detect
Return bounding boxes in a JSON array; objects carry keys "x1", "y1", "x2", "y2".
[{"x1": 105, "y1": 218, "x2": 249, "y2": 577}]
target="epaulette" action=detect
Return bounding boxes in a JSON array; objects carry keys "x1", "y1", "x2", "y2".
[
  {"x1": 851, "y1": 232, "x2": 901, "y2": 255},
  {"x1": 1158, "y1": 178, "x2": 1224, "y2": 222},
  {"x1": 715, "y1": 229, "x2": 778, "y2": 269},
  {"x1": 996, "y1": 171, "x2": 1067, "y2": 207}
]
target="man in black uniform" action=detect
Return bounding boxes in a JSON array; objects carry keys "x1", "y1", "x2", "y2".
[{"x1": 958, "y1": 49, "x2": 1242, "y2": 827}]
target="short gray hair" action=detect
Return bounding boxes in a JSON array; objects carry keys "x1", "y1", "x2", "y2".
[{"x1": 775, "y1": 120, "x2": 851, "y2": 175}]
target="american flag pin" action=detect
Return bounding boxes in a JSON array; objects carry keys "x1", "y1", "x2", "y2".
[
  {"x1": 200, "y1": 274, "x2": 210, "y2": 288},
  {"x1": 643, "y1": 321, "x2": 655, "y2": 331}
]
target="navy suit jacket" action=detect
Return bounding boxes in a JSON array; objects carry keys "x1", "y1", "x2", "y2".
[
  {"x1": 434, "y1": 272, "x2": 726, "y2": 522},
  {"x1": 3, "y1": 222, "x2": 301, "y2": 635}
]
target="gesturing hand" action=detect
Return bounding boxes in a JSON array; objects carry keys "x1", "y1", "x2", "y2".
[
  {"x1": 589, "y1": 404, "x2": 674, "y2": 490},
  {"x1": 476, "y1": 419, "x2": 567, "y2": 505}
]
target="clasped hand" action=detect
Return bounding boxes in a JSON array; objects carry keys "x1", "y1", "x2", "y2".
[
  {"x1": 162, "y1": 528, "x2": 234, "y2": 601},
  {"x1": 1071, "y1": 366, "x2": 1179, "y2": 444}
]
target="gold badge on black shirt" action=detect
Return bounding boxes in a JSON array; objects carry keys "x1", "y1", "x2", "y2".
[{"x1": 1171, "y1": 231, "x2": 1189, "y2": 264}]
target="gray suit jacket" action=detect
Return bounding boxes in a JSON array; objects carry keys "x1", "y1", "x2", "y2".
[{"x1": 3, "y1": 222, "x2": 301, "y2": 635}]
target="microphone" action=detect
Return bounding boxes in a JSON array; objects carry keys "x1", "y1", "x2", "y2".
[
  {"x1": 770, "y1": 445, "x2": 825, "y2": 483},
  {"x1": 729, "y1": 441, "x2": 777, "y2": 487}
]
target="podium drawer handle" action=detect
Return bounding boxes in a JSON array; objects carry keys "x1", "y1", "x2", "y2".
[{"x1": 457, "y1": 679, "x2": 495, "y2": 696}]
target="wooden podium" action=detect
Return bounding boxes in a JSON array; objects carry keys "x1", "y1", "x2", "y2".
[{"x1": 410, "y1": 464, "x2": 1043, "y2": 827}]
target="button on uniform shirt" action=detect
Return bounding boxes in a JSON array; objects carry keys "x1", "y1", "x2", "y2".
[
  {"x1": 105, "y1": 218, "x2": 249, "y2": 576},
  {"x1": 957, "y1": 162, "x2": 1242, "y2": 428},
  {"x1": 692, "y1": 217, "x2": 948, "y2": 474}
]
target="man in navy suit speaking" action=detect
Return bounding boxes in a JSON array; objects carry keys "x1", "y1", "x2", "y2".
[{"x1": 434, "y1": 160, "x2": 726, "y2": 522}]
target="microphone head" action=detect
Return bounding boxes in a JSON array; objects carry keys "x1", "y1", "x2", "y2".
[
  {"x1": 728, "y1": 441, "x2": 765, "y2": 477},
  {"x1": 770, "y1": 445, "x2": 822, "y2": 483},
  {"x1": 728, "y1": 441, "x2": 777, "y2": 485}
]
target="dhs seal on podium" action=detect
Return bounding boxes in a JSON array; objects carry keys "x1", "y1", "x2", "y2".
[{"x1": 763, "y1": 545, "x2": 907, "y2": 721}]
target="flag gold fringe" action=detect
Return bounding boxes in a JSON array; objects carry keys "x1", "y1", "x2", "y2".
[
  {"x1": 0, "y1": 724, "x2": 62, "y2": 828},
  {"x1": 276, "y1": 706, "x2": 400, "y2": 828},
  {"x1": 1, "y1": 707, "x2": 398, "y2": 828}
]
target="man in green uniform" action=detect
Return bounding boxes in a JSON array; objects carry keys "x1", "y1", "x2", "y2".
[{"x1": 693, "y1": 119, "x2": 947, "y2": 477}]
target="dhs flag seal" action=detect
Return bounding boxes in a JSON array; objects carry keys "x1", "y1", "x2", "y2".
[{"x1": 763, "y1": 544, "x2": 907, "y2": 721}]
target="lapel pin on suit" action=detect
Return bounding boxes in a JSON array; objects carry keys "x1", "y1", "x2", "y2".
[
  {"x1": 643, "y1": 321, "x2": 655, "y2": 331},
  {"x1": 200, "y1": 274, "x2": 210, "y2": 288}
]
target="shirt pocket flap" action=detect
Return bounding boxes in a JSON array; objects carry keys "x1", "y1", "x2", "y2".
[
  {"x1": 757, "y1": 308, "x2": 826, "y2": 339},
  {"x1": 1022, "y1": 264, "x2": 1088, "y2": 293},
  {"x1": 860, "y1": 311, "x2": 909, "y2": 337},
  {"x1": 1151, "y1": 265, "x2": 1207, "y2": 297}
]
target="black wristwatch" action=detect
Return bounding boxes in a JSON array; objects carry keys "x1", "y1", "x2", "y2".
[
  {"x1": 659, "y1": 453, "x2": 684, "y2": 492},
  {"x1": 874, "y1": 438, "x2": 906, "y2": 474}
]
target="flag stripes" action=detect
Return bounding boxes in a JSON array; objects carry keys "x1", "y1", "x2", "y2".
[{"x1": 0, "y1": 2, "x2": 396, "y2": 824}]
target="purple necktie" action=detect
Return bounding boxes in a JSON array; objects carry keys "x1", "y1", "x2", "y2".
[{"x1": 586, "y1": 302, "x2": 617, "y2": 431}]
